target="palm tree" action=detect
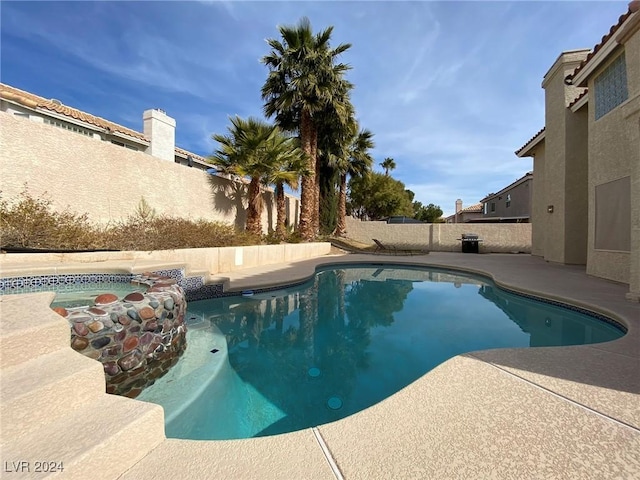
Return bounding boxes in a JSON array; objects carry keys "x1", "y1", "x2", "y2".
[
  {"x1": 315, "y1": 78, "x2": 356, "y2": 234},
  {"x1": 335, "y1": 128, "x2": 374, "y2": 237},
  {"x1": 262, "y1": 17, "x2": 352, "y2": 241},
  {"x1": 210, "y1": 116, "x2": 302, "y2": 236},
  {"x1": 266, "y1": 139, "x2": 309, "y2": 241},
  {"x1": 380, "y1": 157, "x2": 396, "y2": 176}
]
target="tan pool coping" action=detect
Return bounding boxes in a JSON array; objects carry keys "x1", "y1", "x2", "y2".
[
  {"x1": 120, "y1": 252, "x2": 640, "y2": 479},
  {"x1": 3, "y1": 252, "x2": 639, "y2": 478}
]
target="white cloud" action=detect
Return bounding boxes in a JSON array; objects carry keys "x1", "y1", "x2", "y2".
[{"x1": 0, "y1": 0, "x2": 627, "y2": 213}]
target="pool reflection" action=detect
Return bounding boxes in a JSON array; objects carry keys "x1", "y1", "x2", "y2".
[{"x1": 175, "y1": 267, "x2": 623, "y2": 439}]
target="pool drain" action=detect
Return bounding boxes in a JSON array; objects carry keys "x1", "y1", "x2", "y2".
[
  {"x1": 308, "y1": 367, "x2": 321, "y2": 378},
  {"x1": 327, "y1": 397, "x2": 343, "y2": 410}
]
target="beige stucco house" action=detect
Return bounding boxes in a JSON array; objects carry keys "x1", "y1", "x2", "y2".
[
  {"x1": 516, "y1": 2, "x2": 639, "y2": 301},
  {"x1": 445, "y1": 200, "x2": 483, "y2": 223},
  {"x1": 0, "y1": 83, "x2": 300, "y2": 231},
  {"x1": 479, "y1": 172, "x2": 533, "y2": 223}
]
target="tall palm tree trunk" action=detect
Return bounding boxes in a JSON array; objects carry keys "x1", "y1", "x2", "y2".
[
  {"x1": 335, "y1": 173, "x2": 347, "y2": 237},
  {"x1": 275, "y1": 181, "x2": 287, "y2": 241},
  {"x1": 298, "y1": 111, "x2": 315, "y2": 241},
  {"x1": 336, "y1": 269, "x2": 346, "y2": 329},
  {"x1": 312, "y1": 129, "x2": 320, "y2": 236},
  {"x1": 275, "y1": 296, "x2": 285, "y2": 335},
  {"x1": 299, "y1": 276, "x2": 318, "y2": 361},
  {"x1": 246, "y1": 176, "x2": 263, "y2": 236}
]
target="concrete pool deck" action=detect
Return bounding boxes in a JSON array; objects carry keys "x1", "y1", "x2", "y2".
[
  {"x1": 2, "y1": 251, "x2": 639, "y2": 478},
  {"x1": 119, "y1": 252, "x2": 640, "y2": 479}
]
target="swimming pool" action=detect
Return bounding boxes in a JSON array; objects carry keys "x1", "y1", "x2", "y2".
[
  {"x1": 2, "y1": 276, "x2": 145, "y2": 309},
  {"x1": 138, "y1": 265, "x2": 625, "y2": 440},
  {"x1": 49, "y1": 282, "x2": 146, "y2": 308},
  {"x1": 12, "y1": 282, "x2": 145, "y2": 309}
]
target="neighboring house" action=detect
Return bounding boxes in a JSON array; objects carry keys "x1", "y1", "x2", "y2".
[
  {"x1": 444, "y1": 200, "x2": 483, "y2": 223},
  {"x1": 386, "y1": 216, "x2": 424, "y2": 224},
  {"x1": 1, "y1": 83, "x2": 216, "y2": 173},
  {"x1": 478, "y1": 172, "x2": 533, "y2": 223},
  {"x1": 516, "y1": 2, "x2": 639, "y2": 301},
  {"x1": 0, "y1": 82, "x2": 299, "y2": 229}
]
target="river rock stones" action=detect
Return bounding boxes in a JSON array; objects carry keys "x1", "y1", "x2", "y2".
[
  {"x1": 95, "y1": 293, "x2": 119, "y2": 305},
  {"x1": 63, "y1": 275, "x2": 188, "y2": 398}
]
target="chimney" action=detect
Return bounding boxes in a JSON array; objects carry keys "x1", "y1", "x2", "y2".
[
  {"x1": 143, "y1": 108, "x2": 176, "y2": 161},
  {"x1": 541, "y1": 49, "x2": 590, "y2": 264},
  {"x1": 455, "y1": 199, "x2": 463, "y2": 223}
]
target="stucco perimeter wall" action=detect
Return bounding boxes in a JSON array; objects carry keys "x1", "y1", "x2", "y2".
[
  {"x1": 344, "y1": 217, "x2": 531, "y2": 253},
  {"x1": 0, "y1": 113, "x2": 299, "y2": 232},
  {"x1": 0, "y1": 243, "x2": 331, "y2": 283}
]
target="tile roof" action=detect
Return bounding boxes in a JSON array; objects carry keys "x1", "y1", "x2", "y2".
[
  {"x1": 0, "y1": 82, "x2": 213, "y2": 164},
  {"x1": 515, "y1": 127, "x2": 545, "y2": 156},
  {"x1": 460, "y1": 203, "x2": 483, "y2": 214},
  {"x1": 481, "y1": 172, "x2": 533, "y2": 202},
  {"x1": 568, "y1": 89, "x2": 589, "y2": 109},
  {"x1": 174, "y1": 146, "x2": 209, "y2": 164},
  {"x1": 444, "y1": 203, "x2": 483, "y2": 221},
  {"x1": 0, "y1": 83, "x2": 147, "y2": 142},
  {"x1": 569, "y1": 3, "x2": 637, "y2": 82}
]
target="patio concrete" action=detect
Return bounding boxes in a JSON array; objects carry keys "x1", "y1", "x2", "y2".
[
  {"x1": 120, "y1": 252, "x2": 639, "y2": 480},
  {"x1": 2, "y1": 251, "x2": 638, "y2": 479}
]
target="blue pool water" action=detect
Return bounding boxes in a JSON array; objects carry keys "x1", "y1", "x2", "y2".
[
  {"x1": 4, "y1": 281, "x2": 144, "y2": 309},
  {"x1": 49, "y1": 283, "x2": 146, "y2": 308},
  {"x1": 137, "y1": 265, "x2": 624, "y2": 440}
]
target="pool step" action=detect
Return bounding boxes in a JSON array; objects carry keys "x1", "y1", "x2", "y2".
[
  {"x1": 1, "y1": 393, "x2": 165, "y2": 480},
  {"x1": 0, "y1": 292, "x2": 167, "y2": 479},
  {"x1": 0, "y1": 348, "x2": 106, "y2": 439},
  {"x1": 0, "y1": 292, "x2": 71, "y2": 369}
]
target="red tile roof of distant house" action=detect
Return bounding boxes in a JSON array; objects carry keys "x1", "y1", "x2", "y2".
[
  {"x1": 0, "y1": 83, "x2": 148, "y2": 142},
  {"x1": 0, "y1": 83, "x2": 210, "y2": 163},
  {"x1": 460, "y1": 203, "x2": 483, "y2": 213}
]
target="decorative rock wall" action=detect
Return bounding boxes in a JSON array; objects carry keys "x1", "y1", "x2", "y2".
[{"x1": 53, "y1": 273, "x2": 187, "y2": 398}]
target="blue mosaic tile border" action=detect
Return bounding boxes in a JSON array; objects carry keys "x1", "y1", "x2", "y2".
[
  {"x1": 0, "y1": 268, "x2": 208, "y2": 302},
  {"x1": 153, "y1": 268, "x2": 184, "y2": 282},
  {"x1": 177, "y1": 275, "x2": 312, "y2": 302},
  {"x1": 0, "y1": 273, "x2": 134, "y2": 294},
  {"x1": 230, "y1": 278, "x2": 311, "y2": 296},
  {"x1": 180, "y1": 275, "x2": 203, "y2": 291},
  {"x1": 184, "y1": 283, "x2": 224, "y2": 302}
]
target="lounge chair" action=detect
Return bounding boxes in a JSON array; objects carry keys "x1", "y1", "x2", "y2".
[
  {"x1": 373, "y1": 239, "x2": 429, "y2": 256},
  {"x1": 372, "y1": 239, "x2": 399, "y2": 255}
]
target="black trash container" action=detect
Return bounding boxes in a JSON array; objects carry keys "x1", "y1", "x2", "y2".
[{"x1": 461, "y1": 233, "x2": 479, "y2": 253}]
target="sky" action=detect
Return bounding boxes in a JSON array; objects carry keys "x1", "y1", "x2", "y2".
[{"x1": 0, "y1": 0, "x2": 629, "y2": 216}]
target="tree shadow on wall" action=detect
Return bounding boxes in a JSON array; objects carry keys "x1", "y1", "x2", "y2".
[{"x1": 208, "y1": 175, "x2": 247, "y2": 231}]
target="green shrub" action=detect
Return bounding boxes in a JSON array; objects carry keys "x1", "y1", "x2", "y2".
[{"x1": 263, "y1": 224, "x2": 302, "y2": 245}]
